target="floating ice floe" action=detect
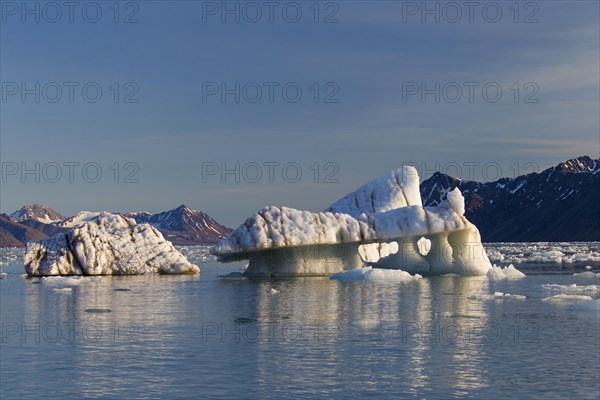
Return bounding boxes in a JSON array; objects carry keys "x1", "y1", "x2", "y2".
[
  {"x1": 468, "y1": 292, "x2": 527, "y2": 300},
  {"x1": 330, "y1": 267, "x2": 422, "y2": 282},
  {"x1": 483, "y1": 243, "x2": 600, "y2": 265},
  {"x1": 490, "y1": 292, "x2": 527, "y2": 300},
  {"x1": 24, "y1": 212, "x2": 199, "y2": 276},
  {"x1": 212, "y1": 166, "x2": 492, "y2": 277},
  {"x1": 38, "y1": 276, "x2": 97, "y2": 287},
  {"x1": 542, "y1": 294, "x2": 594, "y2": 303},
  {"x1": 52, "y1": 288, "x2": 73, "y2": 294},
  {"x1": 541, "y1": 283, "x2": 599, "y2": 294},
  {"x1": 486, "y1": 264, "x2": 526, "y2": 280},
  {"x1": 573, "y1": 271, "x2": 600, "y2": 278}
]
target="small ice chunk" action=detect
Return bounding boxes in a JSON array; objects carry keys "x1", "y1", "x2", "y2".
[
  {"x1": 486, "y1": 249, "x2": 505, "y2": 262},
  {"x1": 330, "y1": 267, "x2": 422, "y2": 282},
  {"x1": 52, "y1": 287, "x2": 73, "y2": 294},
  {"x1": 39, "y1": 276, "x2": 92, "y2": 287},
  {"x1": 492, "y1": 292, "x2": 526, "y2": 300},
  {"x1": 573, "y1": 271, "x2": 600, "y2": 278},
  {"x1": 469, "y1": 292, "x2": 526, "y2": 300},
  {"x1": 487, "y1": 264, "x2": 526, "y2": 280},
  {"x1": 542, "y1": 294, "x2": 594, "y2": 302},
  {"x1": 542, "y1": 284, "x2": 599, "y2": 293}
]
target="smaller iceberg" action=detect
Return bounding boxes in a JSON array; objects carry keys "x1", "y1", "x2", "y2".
[{"x1": 24, "y1": 212, "x2": 199, "y2": 276}]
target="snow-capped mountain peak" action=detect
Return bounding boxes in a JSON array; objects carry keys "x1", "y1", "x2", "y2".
[
  {"x1": 9, "y1": 204, "x2": 65, "y2": 224},
  {"x1": 137, "y1": 205, "x2": 231, "y2": 244},
  {"x1": 420, "y1": 155, "x2": 600, "y2": 241},
  {"x1": 554, "y1": 155, "x2": 599, "y2": 174}
]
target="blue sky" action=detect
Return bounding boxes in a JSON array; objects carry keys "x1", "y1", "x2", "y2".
[{"x1": 1, "y1": 0, "x2": 599, "y2": 226}]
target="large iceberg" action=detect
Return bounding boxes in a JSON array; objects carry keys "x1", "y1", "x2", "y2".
[
  {"x1": 212, "y1": 166, "x2": 492, "y2": 277},
  {"x1": 24, "y1": 212, "x2": 199, "y2": 276}
]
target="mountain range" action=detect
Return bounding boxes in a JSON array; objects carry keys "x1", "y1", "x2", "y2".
[
  {"x1": 128, "y1": 205, "x2": 232, "y2": 245},
  {"x1": 419, "y1": 156, "x2": 599, "y2": 241},
  {"x1": 1, "y1": 156, "x2": 598, "y2": 247},
  {"x1": 0, "y1": 204, "x2": 231, "y2": 247}
]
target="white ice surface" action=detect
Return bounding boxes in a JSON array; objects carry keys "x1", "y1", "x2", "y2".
[
  {"x1": 326, "y1": 166, "x2": 422, "y2": 216},
  {"x1": 541, "y1": 283, "x2": 599, "y2": 294},
  {"x1": 486, "y1": 264, "x2": 526, "y2": 280},
  {"x1": 358, "y1": 241, "x2": 399, "y2": 263},
  {"x1": 446, "y1": 188, "x2": 465, "y2": 216},
  {"x1": 542, "y1": 294, "x2": 594, "y2": 302},
  {"x1": 25, "y1": 212, "x2": 199, "y2": 276},
  {"x1": 38, "y1": 276, "x2": 99, "y2": 287},
  {"x1": 484, "y1": 243, "x2": 600, "y2": 265},
  {"x1": 58, "y1": 211, "x2": 102, "y2": 228},
  {"x1": 52, "y1": 288, "x2": 74, "y2": 294},
  {"x1": 213, "y1": 166, "x2": 492, "y2": 276},
  {"x1": 214, "y1": 201, "x2": 477, "y2": 256},
  {"x1": 330, "y1": 267, "x2": 422, "y2": 282},
  {"x1": 489, "y1": 292, "x2": 527, "y2": 300},
  {"x1": 469, "y1": 292, "x2": 527, "y2": 300}
]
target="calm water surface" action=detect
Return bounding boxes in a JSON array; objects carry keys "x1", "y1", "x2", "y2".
[{"x1": 1, "y1": 246, "x2": 599, "y2": 399}]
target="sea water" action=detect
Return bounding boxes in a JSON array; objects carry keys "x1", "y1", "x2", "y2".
[{"x1": 1, "y1": 244, "x2": 599, "y2": 399}]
